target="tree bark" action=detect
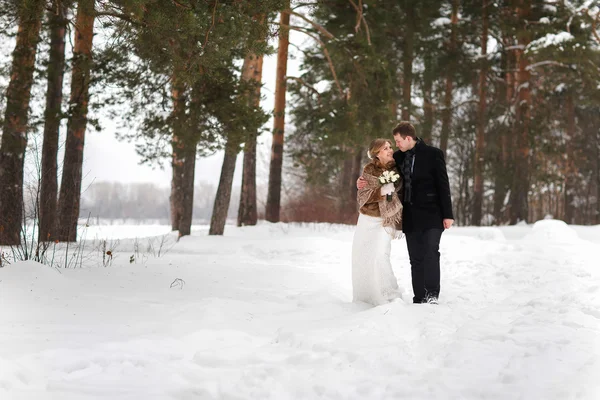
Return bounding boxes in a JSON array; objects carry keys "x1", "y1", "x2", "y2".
[
  {"x1": 401, "y1": 4, "x2": 415, "y2": 121},
  {"x1": 509, "y1": 0, "x2": 531, "y2": 225},
  {"x1": 238, "y1": 50, "x2": 265, "y2": 227},
  {"x1": 169, "y1": 74, "x2": 187, "y2": 231},
  {"x1": 56, "y1": 0, "x2": 95, "y2": 242},
  {"x1": 493, "y1": 32, "x2": 515, "y2": 224},
  {"x1": 439, "y1": 0, "x2": 459, "y2": 155},
  {"x1": 265, "y1": 5, "x2": 290, "y2": 223},
  {"x1": 564, "y1": 92, "x2": 576, "y2": 224},
  {"x1": 473, "y1": 0, "x2": 488, "y2": 226},
  {"x1": 39, "y1": 0, "x2": 69, "y2": 242},
  {"x1": 178, "y1": 145, "x2": 196, "y2": 237},
  {"x1": 422, "y1": 53, "x2": 434, "y2": 143},
  {"x1": 210, "y1": 51, "x2": 262, "y2": 235},
  {"x1": 209, "y1": 144, "x2": 239, "y2": 235},
  {"x1": 0, "y1": 0, "x2": 45, "y2": 245},
  {"x1": 238, "y1": 131, "x2": 258, "y2": 226}
]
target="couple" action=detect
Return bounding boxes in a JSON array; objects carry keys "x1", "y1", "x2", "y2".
[{"x1": 352, "y1": 121, "x2": 454, "y2": 306}]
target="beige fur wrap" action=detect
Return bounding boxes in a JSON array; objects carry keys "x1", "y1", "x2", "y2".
[{"x1": 357, "y1": 171, "x2": 403, "y2": 232}]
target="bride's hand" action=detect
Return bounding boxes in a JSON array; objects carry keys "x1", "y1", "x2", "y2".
[{"x1": 357, "y1": 176, "x2": 367, "y2": 190}]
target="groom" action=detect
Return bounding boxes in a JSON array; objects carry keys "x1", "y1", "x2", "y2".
[{"x1": 358, "y1": 121, "x2": 454, "y2": 304}]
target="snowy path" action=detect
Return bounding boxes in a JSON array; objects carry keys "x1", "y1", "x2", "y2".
[{"x1": 1, "y1": 221, "x2": 599, "y2": 399}]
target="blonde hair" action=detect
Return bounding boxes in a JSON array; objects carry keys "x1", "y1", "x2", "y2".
[{"x1": 367, "y1": 138, "x2": 393, "y2": 168}]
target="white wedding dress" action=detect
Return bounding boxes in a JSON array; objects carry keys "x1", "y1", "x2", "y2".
[{"x1": 352, "y1": 213, "x2": 403, "y2": 306}]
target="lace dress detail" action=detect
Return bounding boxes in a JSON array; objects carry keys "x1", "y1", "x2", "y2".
[{"x1": 352, "y1": 213, "x2": 403, "y2": 305}]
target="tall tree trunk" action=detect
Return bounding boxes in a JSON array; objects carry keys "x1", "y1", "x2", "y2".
[
  {"x1": 169, "y1": 74, "x2": 187, "y2": 231},
  {"x1": 422, "y1": 53, "x2": 434, "y2": 143},
  {"x1": 210, "y1": 51, "x2": 263, "y2": 235},
  {"x1": 56, "y1": 0, "x2": 95, "y2": 242},
  {"x1": 39, "y1": 0, "x2": 69, "y2": 242},
  {"x1": 473, "y1": 0, "x2": 488, "y2": 226},
  {"x1": 238, "y1": 51, "x2": 266, "y2": 227},
  {"x1": 493, "y1": 33, "x2": 515, "y2": 224},
  {"x1": 0, "y1": 0, "x2": 45, "y2": 246},
  {"x1": 238, "y1": 131, "x2": 258, "y2": 226},
  {"x1": 564, "y1": 92, "x2": 576, "y2": 224},
  {"x1": 209, "y1": 143, "x2": 239, "y2": 235},
  {"x1": 265, "y1": 5, "x2": 290, "y2": 223},
  {"x1": 401, "y1": 5, "x2": 415, "y2": 120},
  {"x1": 439, "y1": 0, "x2": 459, "y2": 155},
  {"x1": 178, "y1": 145, "x2": 196, "y2": 237},
  {"x1": 509, "y1": 0, "x2": 531, "y2": 224}
]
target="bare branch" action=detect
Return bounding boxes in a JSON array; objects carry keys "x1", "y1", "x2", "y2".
[
  {"x1": 283, "y1": 24, "x2": 344, "y2": 96},
  {"x1": 94, "y1": 11, "x2": 143, "y2": 26},
  {"x1": 525, "y1": 60, "x2": 570, "y2": 71},
  {"x1": 292, "y1": 2, "x2": 319, "y2": 10},
  {"x1": 286, "y1": 76, "x2": 322, "y2": 104},
  {"x1": 171, "y1": 0, "x2": 192, "y2": 9},
  {"x1": 288, "y1": 10, "x2": 334, "y2": 40},
  {"x1": 202, "y1": 0, "x2": 218, "y2": 50}
]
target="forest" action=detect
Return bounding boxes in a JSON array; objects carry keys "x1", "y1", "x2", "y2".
[{"x1": 0, "y1": 0, "x2": 599, "y2": 245}]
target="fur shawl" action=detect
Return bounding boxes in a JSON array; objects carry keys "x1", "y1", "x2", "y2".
[{"x1": 357, "y1": 162, "x2": 403, "y2": 231}]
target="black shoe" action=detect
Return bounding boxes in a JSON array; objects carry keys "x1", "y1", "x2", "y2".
[
  {"x1": 413, "y1": 298, "x2": 424, "y2": 304},
  {"x1": 424, "y1": 296, "x2": 438, "y2": 305}
]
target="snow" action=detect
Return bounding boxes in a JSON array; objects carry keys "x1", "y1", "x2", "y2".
[
  {"x1": 527, "y1": 32, "x2": 574, "y2": 52},
  {"x1": 432, "y1": 17, "x2": 451, "y2": 27},
  {"x1": 1, "y1": 220, "x2": 599, "y2": 399},
  {"x1": 555, "y1": 82, "x2": 567, "y2": 93}
]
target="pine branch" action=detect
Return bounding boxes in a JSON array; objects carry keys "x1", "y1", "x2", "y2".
[
  {"x1": 171, "y1": 0, "x2": 192, "y2": 10},
  {"x1": 288, "y1": 10, "x2": 334, "y2": 40},
  {"x1": 282, "y1": 24, "x2": 344, "y2": 97},
  {"x1": 348, "y1": 0, "x2": 371, "y2": 45},
  {"x1": 202, "y1": 0, "x2": 218, "y2": 49},
  {"x1": 286, "y1": 76, "x2": 322, "y2": 104},
  {"x1": 94, "y1": 11, "x2": 143, "y2": 26},
  {"x1": 525, "y1": 60, "x2": 570, "y2": 71}
]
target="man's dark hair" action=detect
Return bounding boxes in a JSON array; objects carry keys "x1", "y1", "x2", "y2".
[{"x1": 392, "y1": 121, "x2": 416, "y2": 139}]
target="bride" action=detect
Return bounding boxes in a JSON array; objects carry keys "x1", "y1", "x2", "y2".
[{"x1": 352, "y1": 138, "x2": 404, "y2": 306}]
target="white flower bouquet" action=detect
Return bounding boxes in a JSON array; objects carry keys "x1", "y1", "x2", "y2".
[{"x1": 378, "y1": 170, "x2": 400, "y2": 202}]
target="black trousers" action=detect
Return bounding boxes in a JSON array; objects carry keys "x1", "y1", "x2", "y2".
[{"x1": 405, "y1": 228, "x2": 443, "y2": 303}]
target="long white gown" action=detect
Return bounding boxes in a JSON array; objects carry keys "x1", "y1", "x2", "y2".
[{"x1": 352, "y1": 213, "x2": 403, "y2": 305}]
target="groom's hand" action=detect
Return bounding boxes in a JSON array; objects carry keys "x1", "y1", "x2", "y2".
[
  {"x1": 357, "y1": 176, "x2": 367, "y2": 190},
  {"x1": 443, "y1": 219, "x2": 454, "y2": 229}
]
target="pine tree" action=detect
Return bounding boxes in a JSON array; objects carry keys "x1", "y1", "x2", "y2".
[
  {"x1": 56, "y1": 0, "x2": 95, "y2": 242},
  {"x1": 264, "y1": 4, "x2": 290, "y2": 224},
  {"x1": 0, "y1": 0, "x2": 45, "y2": 245},
  {"x1": 39, "y1": 0, "x2": 71, "y2": 242}
]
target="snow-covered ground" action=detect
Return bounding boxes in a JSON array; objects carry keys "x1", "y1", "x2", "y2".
[{"x1": 1, "y1": 220, "x2": 599, "y2": 399}]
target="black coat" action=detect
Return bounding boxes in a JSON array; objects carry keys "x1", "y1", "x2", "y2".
[{"x1": 393, "y1": 140, "x2": 454, "y2": 233}]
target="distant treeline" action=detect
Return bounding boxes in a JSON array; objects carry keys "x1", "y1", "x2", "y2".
[{"x1": 78, "y1": 181, "x2": 237, "y2": 223}]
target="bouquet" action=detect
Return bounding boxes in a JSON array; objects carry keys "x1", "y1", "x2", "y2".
[{"x1": 378, "y1": 170, "x2": 400, "y2": 202}]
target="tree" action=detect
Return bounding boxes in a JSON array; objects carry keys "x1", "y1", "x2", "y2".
[
  {"x1": 169, "y1": 69, "x2": 187, "y2": 232},
  {"x1": 264, "y1": 5, "x2": 290, "y2": 223},
  {"x1": 211, "y1": 43, "x2": 265, "y2": 235},
  {"x1": 100, "y1": 0, "x2": 282, "y2": 236},
  {"x1": 439, "y1": 0, "x2": 459, "y2": 155},
  {"x1": 39, "y1": 0, "x2": 71, "y2": 242},
  {"x1": 0, "y1": 0, "x2": 45, "y2": 245},
  {"x1": 56, "y1": 0, "x2": 95, "y2": 242},
  {"x1": 472, "y1": 0, "x2": 489, "y2": 225}
]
